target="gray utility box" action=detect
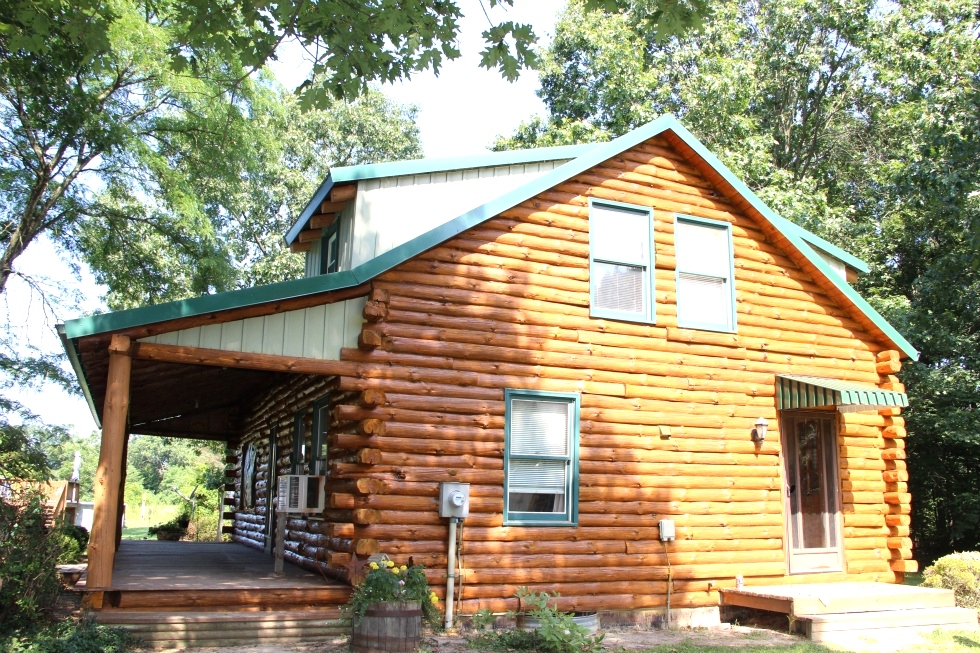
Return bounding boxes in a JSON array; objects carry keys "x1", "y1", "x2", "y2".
[{"x1": 439, "y1": 482, "x2": 470, "y2": 519}]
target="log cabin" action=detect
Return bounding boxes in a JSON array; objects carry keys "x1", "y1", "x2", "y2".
[{"x1": 60, "y1": 114, "x2": 929, "y2": 632}]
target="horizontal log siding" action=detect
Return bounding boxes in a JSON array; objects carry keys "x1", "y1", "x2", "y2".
[
  {"x1": 318, "y1": 134, "x2": 909, "y2": 613},
  {"x1": 231, "y1": 374, "x2": 358, "y2": 578}
]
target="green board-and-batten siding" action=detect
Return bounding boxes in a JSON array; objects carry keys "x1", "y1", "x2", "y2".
[{"x1": 775, "y1": 374, "x2": 909, "y2": 411}]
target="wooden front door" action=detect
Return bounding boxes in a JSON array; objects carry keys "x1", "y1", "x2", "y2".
[{"x1": 781, "y1": 412, "x2": 844, "y2": 573}]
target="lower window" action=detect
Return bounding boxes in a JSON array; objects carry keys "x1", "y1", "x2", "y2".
[{"x1": 504, "y1": 390, "x2": 580, "y2": 525}]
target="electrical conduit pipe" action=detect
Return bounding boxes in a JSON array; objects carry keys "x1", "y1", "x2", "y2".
[{"x1": 445, "y1": 517, "x2": 459, "y2": 630}]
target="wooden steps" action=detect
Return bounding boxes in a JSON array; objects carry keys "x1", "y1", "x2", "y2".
[
  {"x1": 95, "y1": 609, "x2": 349, "y2": 649},
  {"x1": 722, "y1": 582, "x2": 978, "y2": 649},
  {"x1": 799, "y1": 606, "x2": 978, "y2": 646}
]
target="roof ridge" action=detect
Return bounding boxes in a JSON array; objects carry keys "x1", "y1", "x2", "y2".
[{"x1": 64, "y1": 114, "x2": 916, "y2": 360}]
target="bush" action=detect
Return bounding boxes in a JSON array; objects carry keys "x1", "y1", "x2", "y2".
[
  {"x1": 147, "y1": 510, "x2": 190, "y2": 537},
  {"x1": 922, "y1": 551, "x2": 980, "y2": 609},
  {"x1": 57, "y1": 525, "x2": 89, "y2": 564},
  {"x1": 1, "y1": 618, "x2": 131, "y2": 653},
  {"x1": 186, "y1": 507, "x2": 219, "y2": 542},
  {"x1": 0, "y1": 488, "x2": 64, "y2": 633}
]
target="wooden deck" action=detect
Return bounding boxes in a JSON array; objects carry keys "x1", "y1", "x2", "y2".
[{"x1": 79, "y1": 540, "x2": 350, "y2": 612}]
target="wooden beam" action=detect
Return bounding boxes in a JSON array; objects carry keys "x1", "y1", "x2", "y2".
[
  {"x1": 319, "y1": 200, "x2": 348, "y2": 213},
  {"x1": 310, "y1": 213, "x2": 337, "y2": 229},
  {"x1": 330, "y1": 184, "x2": 357, "y2": 202},
  {"x1": 289, "y1": 241, "x2": 312, "y2": 253},
  {"x1": 131, "y1": 341, "x2": 360, "y2": 377},
  {"x1": 297, "y1": 228, "x2": 323, "y2": 243},
  {"x1": 88, "y1": 334, "x2": 132, "y2": 590}
]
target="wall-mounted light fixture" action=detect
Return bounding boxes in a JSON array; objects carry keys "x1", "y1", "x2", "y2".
[{"x1": 752, "y1": 417, "x2": 769, "y2": 442}]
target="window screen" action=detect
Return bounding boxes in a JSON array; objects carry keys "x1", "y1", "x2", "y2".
[
  {"x1": 589, "y1": 203, "x2": 654, "y2": 322},
  {"x1": 504, "y1": 392, "x2": 579, "y2": 525},
  {"x1": 674, "y1": 217, "x2": 735, "y2": 331}
]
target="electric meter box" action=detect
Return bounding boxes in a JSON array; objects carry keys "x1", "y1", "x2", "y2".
[
  {"x1": 439, "y1": 482, "x2": 470, "y2": 518},
  {"x1": 659, "y1": 519, "x2": 676, "y2": 542}
]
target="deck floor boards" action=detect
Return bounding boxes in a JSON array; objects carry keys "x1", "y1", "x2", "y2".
[{"x1": 78, "y1": 540, "x2": 344, "y2": 592}]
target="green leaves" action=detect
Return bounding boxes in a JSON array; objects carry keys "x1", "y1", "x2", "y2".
[{"x1": 481, "y1": 21, "x2": 540, "y2": 82}]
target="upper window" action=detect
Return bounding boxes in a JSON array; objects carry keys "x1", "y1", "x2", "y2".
[
  {"x1": 674, "y1": 216, "x2": 736, "y2": 332},
  {"x1": 320, "y1": 219, "x2": 341, "y2": 274},
  {"x1": 589, "y1": 201, "x2": 656, "y2": 323},
  {"x1": 504, "y1": 390, "x2": 580, "y2": 526}
]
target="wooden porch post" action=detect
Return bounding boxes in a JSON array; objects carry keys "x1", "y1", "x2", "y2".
[{"x1": 88, "y1": 334, "x2": 132, "y2": 589}]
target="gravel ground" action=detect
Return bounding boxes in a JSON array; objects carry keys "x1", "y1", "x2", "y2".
[{"x1": 179, "y1": 623, "x2": 806, "y2": 653}]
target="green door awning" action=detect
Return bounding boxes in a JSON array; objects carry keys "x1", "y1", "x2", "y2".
[{"x1": 776, "y1": 374, "x2": 909, "y2": 412}]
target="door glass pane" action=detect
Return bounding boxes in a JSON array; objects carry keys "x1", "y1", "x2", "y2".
[{"x1": 797, "y1": 418, "x2": 828, "y2": 549}]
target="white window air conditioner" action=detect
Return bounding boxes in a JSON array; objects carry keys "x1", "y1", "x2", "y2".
[{"x1": 277, "y1": 475, "x2": 326, "y2": 514}]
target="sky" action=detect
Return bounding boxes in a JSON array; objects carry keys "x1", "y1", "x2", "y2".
[{"x1": 8, "y1": 0, "x2": 567, "y2": 439}]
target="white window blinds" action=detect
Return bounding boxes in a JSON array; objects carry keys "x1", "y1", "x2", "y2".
[
  {"x1": 675, "y1": 218, "x2": 735, "y2": 331},
  {"x1": 505, "y1": 394, "x2": 577, "y2": 523},
  {"x1": 590, "y1": 203, "x2": 653, "y2": 320}
]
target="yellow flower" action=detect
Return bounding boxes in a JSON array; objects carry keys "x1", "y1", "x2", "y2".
[
  {"x1": 386, "y1": 560, "x2": 395, "y2": 568},
  {"x1": 429, "y1": 592, "x2": 439, "y2": 605},
  {"x1": 369, "y1": 562, "x2": 379, "y2": 570},
  {"x1": 400, "y1": 565, "x2": 408, "y2": 571},
  {"x1": 391, "y1": 567, "x2": 400, "y2": 574}
]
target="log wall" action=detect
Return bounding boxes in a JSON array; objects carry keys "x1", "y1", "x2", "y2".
[
  {"x1": 230, "y1": 374, "x2": 357, "y2": 577},
  {"x1": 227, "y1": 133, "x2": 912, "y2": 615}
]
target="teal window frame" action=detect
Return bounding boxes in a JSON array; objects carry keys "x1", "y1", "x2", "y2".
[
  {"x1": 320, "y1": 218, "x2": 341, "y2": 274},
  {"x1": 588, "y1": 199, "x2": 656, "y2": 324},
  {"x1": 310, "y1": 395, "x2": 330, "y2": 476},
  {"x1": 503, "y1": 389, "x2": 580, "y2": 526},
  {"x1": 673, "y1": 214, "x2": 737, "y2": 333}
]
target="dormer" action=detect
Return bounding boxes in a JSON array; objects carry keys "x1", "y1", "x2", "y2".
[{"x1": 283, "y1": 145, "x2": 599, "y2": 279}]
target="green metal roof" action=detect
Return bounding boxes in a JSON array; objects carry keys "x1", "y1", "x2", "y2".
[
  {"x1": 62, "y1": 114, "x2": 916, "y2": 361},
  {"x1": 284, "y1": 143, "x2": 600, "y2": 246},
  {"x1": 776, "y1": 374, "x2": 909, "y2": 411}
]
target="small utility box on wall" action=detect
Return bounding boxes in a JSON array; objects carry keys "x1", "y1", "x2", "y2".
[{"x1": 439, "y1": 482, "x2": 470, "y2": 519}]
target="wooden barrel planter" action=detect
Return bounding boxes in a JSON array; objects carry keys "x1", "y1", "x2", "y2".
[{"x1": 350, "y1": 601, "x2": 423, "y2": 653}]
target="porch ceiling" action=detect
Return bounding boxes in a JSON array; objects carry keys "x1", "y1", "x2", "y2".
[{"x1": 77, "y1": 342, "x2": 286, "y2": 441}]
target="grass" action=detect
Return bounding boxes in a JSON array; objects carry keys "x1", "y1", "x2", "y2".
[
  {"x1": 624, "y1": 644, "x2": 834, "y2": 653},
  {"x1": 614, "y1": 629, "x2": 980, "y2": 653},
  {"x1": 120, "y1": 526, "x2": 149, "y2": 540},
  {"x1": 904, "y1": 571, "x2": 925, "y2": 586}
]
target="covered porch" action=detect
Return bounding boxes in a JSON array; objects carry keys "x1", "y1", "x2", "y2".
[{"x1": 78, "y1": 540, "x2": 350, "y2": 611}]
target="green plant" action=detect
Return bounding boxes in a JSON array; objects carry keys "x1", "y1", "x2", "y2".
[
  {"x1": 0, "y1": 488, "x2": 64, "y2": 633},
  {"x1": 147, "y1": 511, "x2": 190, "y2": 536},
  {"x1": 473, "y1": 589, "x2": 603, "y2": 653},
  {"x1": 922, "y1": 552, "x2": 980, "y2": 609},
  {"x1": 471, "y1": 608, "x2": 496, "y2": 631},
  {"x1": 343, "y1": 560, "x2": 441, "y2": 627},
  {"x1": 2, "y1": 617, "x2": 131, "y2": 653},
  {"x1": 57, "y1": 524, "x2": 90, "y2": 564}
]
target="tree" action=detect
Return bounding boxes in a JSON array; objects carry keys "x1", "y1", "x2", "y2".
[
  {"x1": 500, "y1": 0, "x2": 980, "y2": 561},
  {"x1": 73, "y1": 80, "x2": 422, "y2": 309}
]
